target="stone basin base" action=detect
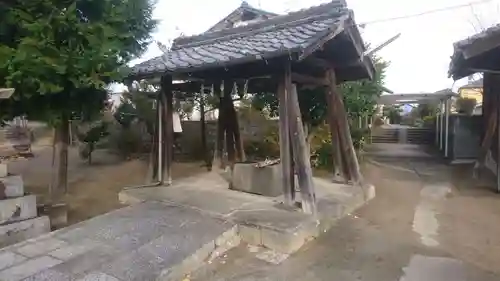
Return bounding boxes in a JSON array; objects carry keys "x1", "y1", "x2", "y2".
[{"x1": 230, "y1": 162, "x2": 283, "y2": 197}]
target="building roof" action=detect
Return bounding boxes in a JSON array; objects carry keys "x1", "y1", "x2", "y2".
[
  {"x1": 460, "y1": 78, "x2": 483, "y2": 89},
  {"x1": 128, "y1": 0, "x2": 368, "y2": 80},
  {"x1": 449, "y1": 24, "x2": 500, "y2": 80},
  {"x1": 378, "y1": 89, "x2": 457, "y2": 105},
  {"x1": 205, "y1": 1, "x2": 278, "y2": 33}
]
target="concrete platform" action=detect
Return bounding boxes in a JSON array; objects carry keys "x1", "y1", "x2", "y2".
[
  {"x1": 0, "y1": 202, "x2": 237, "y2": 281},
  {"x1": 120, "y1": 172, "x2": 374, "y2": 255}
]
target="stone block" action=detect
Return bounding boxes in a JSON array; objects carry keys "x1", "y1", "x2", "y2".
[
  {"x1": 0, "y1": 175, "x2": 24, "y2": 198},
  {"x1": 231, "y1": 163, "x2": 283, "y2": 197},
  {"x1": 0, "y1": 163, "x2": 7, "y2": 178},
  {"x1": 0, "y1": 194, "x2": 37, "y2": 224},
  {"x1": 0, "y1": 256, "x2": 62, "y2": 281},
  {"x1": 0, "y1": 216, "x2": 50, "y2": 248}
]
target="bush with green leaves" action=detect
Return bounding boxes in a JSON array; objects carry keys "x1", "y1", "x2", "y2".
[{"x1": 76, "y1": 120, "x2": 109, "y2": 164}]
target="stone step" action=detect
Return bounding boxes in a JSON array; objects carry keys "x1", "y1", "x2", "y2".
[
  {"x1": 0, "y1": 175, "x2": 24, "y2": 198},
  {"x1": 0, "y1": 216, "x2": 50, "y2": 248},
  {"x1": 0, "y1": 195, "x2": 37, "y2": 225},
  {"x1": 0, "y1": 202, "x2": 237, "y2": 281}
]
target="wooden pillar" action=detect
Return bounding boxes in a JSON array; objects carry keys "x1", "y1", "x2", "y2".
[
  {"x1": 150, "y1": 99, "x2": 160, "y2": 182},
  {"x1": 161, "y1": 75, "x2": 174, "y2": 185},
  {"x1": 278, "y1": 63, "x2": 295, "y2": 206},
  {"x1": 497, "y1": 89, "x2": 500, "y2": 193},
  {"x1": 327, "y1": 69, "x2": 363, "y2": 185},
  {"x1": 236, "y1": 81, "x2": 247, "y2": 162},
  {"x1": 288, "y1": 83, "x2": 316, "y2": 215},
  {"x1": 474, "y1": 73, "x2": 498, "y2": 179},
  {"x1": 223, "y1": 80, "x2": 236, "y2": 168},
  {"x1": 212, "y1": 82, "x2": 224, "y2": 171},
  {"x1": 199, "y1": 85, "x2": 209, "y2": 169}
]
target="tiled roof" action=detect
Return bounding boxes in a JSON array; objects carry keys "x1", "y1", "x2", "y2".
[
  {"x1": 205, "y1": 1, "x2": 278, "y2": 33},
  {"x1": 454, "y1": 24, "x2": 500, "y2": 50},
  {"x1": 128, "y1": 1, "x2": 353, "y2": 78}
]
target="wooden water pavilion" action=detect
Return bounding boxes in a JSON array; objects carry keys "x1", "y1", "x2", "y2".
[{"x1": 125, "y1": 1, "x2": 375, "y2": 214}]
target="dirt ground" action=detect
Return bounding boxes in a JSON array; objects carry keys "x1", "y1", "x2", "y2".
[
  {"x1": 190, "y1": 144, "x2": 500, "y2": 281},
  {"x1": 6, "y1": 141, "x2": 207, "y2": 225}
]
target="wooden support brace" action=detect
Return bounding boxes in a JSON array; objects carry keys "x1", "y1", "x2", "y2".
[
  {"x1": 288, "y1": 83, "x2": 317, "y2": 215},
  {"x1": 327, "y1": 69, "x2": 364, "y2": 185},
  {"x1": 277, "y1": 65, "x2": 295, "y2": 206},
  {"x1": 326, "y1": 83, "x2": 348, "y2": 183}
]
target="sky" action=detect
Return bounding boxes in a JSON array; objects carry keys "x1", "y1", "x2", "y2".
[{"x1": 128, "y1": 0, "x2": 500, "y2": 94}]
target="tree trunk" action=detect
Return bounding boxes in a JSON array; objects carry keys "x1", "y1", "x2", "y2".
[
  {"x1": 88, "y1": 143, "x2": 93, "y2": 165},
  {"x1": 55, "y1": 117, "x2": 70, "y2": 193}
]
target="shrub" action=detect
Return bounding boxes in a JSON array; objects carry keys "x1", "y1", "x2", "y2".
[
  {"x1": 106, "y1": 120, "x2": 149, "y2": 160},
  {"x1": 456, "y1": 97, "x2": 477, "y2": 115},
  {"x1": 77, "y1": 121, "x2": 109, "y2": 163}
]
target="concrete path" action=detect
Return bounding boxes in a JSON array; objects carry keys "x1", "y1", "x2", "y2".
[
  {"x1": 0, "y1": 202, "x2": 236, "y2": 281},
  {"x1": 190, "y1": 145, "x2": 500, "y2": 281}
]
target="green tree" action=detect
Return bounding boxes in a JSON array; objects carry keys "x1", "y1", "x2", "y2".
[{"x1": 0, "y1": 0, "x2": 157, "y2": 192}]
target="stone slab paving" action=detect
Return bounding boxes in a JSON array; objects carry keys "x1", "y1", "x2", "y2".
[{"x1": 0, "y1": 201, "x2": 236, "y2": 281}]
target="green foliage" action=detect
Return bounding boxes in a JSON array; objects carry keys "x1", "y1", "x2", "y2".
[
  {"x1": 76, "y1": 120, "x2": 109, "y2": 164},
  {"x1": 0, "y1": 0, "x2": 157, "y2": 124},
  {"x1": 107, "y1": 124, "x2": 145, "y2": 160},
  {"x1": 243, "y1": 125, "x2": 280, "y2": 161},
  {"x1": 383, "y1": 105, "x2": 402, "y2": 124},
  {"x1": 108, "y1": 91, "x2": 155, "y2": 159},
  {"x1": 456, "y1": 97, "x2": 477, "y2": 115}
]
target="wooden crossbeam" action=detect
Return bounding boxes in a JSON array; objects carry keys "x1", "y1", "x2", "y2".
[{"x1": 291, "y1": 73, "x2": 328, "y2": 86}]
